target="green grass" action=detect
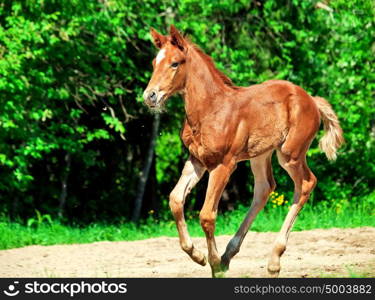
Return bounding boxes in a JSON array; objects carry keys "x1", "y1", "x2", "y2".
[
  {"x1": 0, "y1": 197, "x2": 374, "y2": 250},
  {"x1": 318, "y1": 265, "x2": 375, "y2": 278}
]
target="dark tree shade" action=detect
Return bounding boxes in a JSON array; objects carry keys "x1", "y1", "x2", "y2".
[{"x1": 0, "y1": 0, "x2": 373, "y2": 223}]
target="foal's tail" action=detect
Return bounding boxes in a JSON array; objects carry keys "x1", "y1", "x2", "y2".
[{"x1": 313, "y1": 96, "x2": 344, "y2": 160}]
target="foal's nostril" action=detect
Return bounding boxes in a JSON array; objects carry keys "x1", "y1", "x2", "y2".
[{"x1": 149, "y1": 91, "x2": 157, "y2": 103}]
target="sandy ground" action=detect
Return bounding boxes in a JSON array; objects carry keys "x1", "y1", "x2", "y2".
[{"x1": 0, "y1": 227, "x2": 374, "y2": 278}]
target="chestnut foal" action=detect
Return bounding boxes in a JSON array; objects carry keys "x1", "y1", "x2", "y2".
[{"x1": 143, "y1": 25, "x2": 343, "y2": 277}]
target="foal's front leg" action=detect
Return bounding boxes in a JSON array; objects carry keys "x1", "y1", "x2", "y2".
[
  {"x1": 170, "y1": 156, "x2": 207, "y2": 265},
  {"x1": 199, "y1": 162, "x2": 235, "y2": 277}
]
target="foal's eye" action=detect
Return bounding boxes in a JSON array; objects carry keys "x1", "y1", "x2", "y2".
[{"x1": 171, "y1": 62, "x2": 179, "y2": 68}]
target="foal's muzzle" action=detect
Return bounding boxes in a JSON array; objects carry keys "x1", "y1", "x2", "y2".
[
  {"x1": 149, "y1": 90, "x2": 157, "y2": 103},
  {"x1": 143, "y1": 89, "x2": 164, "y2": 108}
]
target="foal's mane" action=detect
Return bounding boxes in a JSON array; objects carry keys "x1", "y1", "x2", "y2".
[{"x1": 185, "y1": 39, "x2": 238, "y2": 89}]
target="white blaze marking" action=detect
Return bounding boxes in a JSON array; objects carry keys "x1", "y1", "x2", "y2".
[{"x1": 156, "y1": 49, "x2": 166, "y2": 65}]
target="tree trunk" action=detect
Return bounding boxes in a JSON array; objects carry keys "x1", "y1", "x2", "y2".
[
  {"x1": 131, "y1": 113, "x2": 160, "y2": 222},
  {"x1": 11, "y1": 195, "x2": 19, "y2": 220},
  {"x1": 58, "y1": 152, "x2": 71, "y2": 218}
]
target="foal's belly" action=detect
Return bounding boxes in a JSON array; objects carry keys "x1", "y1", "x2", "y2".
[
  {"x1": 246, "y1": 128, "x2": 287, "y2": 158},
  {"x1": 244, "y1": 96, "x2": 289, "y2": 158},
  {"x1": 182, "y1": 124, "x2": 288, "y2": 169},
  {"x1": 181, "y1": 99, "x2": 289, "y2": 167}
]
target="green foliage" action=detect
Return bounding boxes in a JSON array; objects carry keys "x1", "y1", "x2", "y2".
[
  {"x1": 27, "y1": 210, "x2": 53, "y2": 228},
  {"x1": 156, "y1": 132, "x2": 183, "y2": 183},
  {"x1": 0, "y1": 0, "x2": 373, "y2": 222},
  {"x1": 0, "y1": 195, "x2": 373, "y2": 250}
]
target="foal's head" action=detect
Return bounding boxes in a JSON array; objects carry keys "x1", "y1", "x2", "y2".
[{"x1": 143, "y1": 25, "x2": 188, "y2": 110}]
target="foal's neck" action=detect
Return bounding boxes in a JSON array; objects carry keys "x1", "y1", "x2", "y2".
[{"x1": 183, "y1": 46, "x2": 234, "y2": 126}]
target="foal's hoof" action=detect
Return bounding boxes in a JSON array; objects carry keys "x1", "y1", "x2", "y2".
[
  {"x1": 191, "y1": 248, "x2": 207, "y2": 266},
  {"x1": 267, "y1": 266, "x2": 280, "y2": 278},
  {"x1": 220, "y1": 255, "x2": 230, "y2": 272},
  {"x1": 196, "y1": 255, "x2": 207, "y2": 266},
  {"x1": 211, "y1": 263, "x2": 228, "y2": 278},
  {"x1": 212, "y1": 270, "x2": 226, "y2": 278}
]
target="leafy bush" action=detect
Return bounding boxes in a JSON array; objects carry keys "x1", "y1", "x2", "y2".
[{"x1": 0, "y1": 0, "x2": 373, "y2": 222}]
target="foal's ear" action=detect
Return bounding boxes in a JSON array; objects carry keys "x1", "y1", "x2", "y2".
[
  {"x1": 150, "y1": 27, "x2": 167, "y2": 49},
  {"x1": 169, "y1": 25, "x2": 186, "y2": 52}
]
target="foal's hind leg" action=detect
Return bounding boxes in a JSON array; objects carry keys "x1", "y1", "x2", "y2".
[
  {"x1": 221, "y1": 150, "x2": 275, "y2": 271},
  {"x1": 169, "y1": 156, "x2": 207, "y2": 266},
  {"x1": 267, "y1": 150, "x2": 317, "y2": 277}
]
